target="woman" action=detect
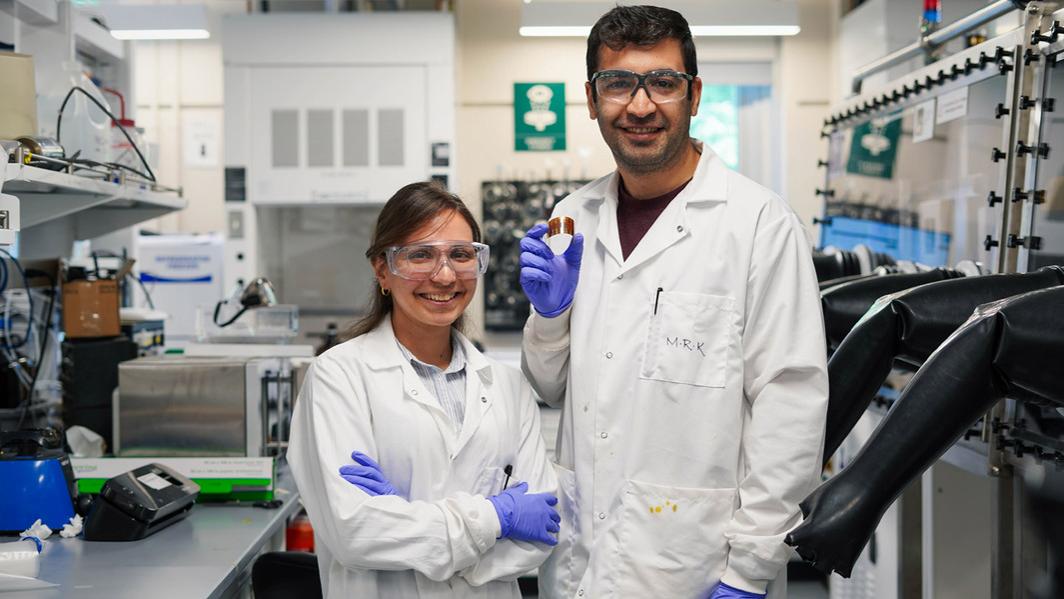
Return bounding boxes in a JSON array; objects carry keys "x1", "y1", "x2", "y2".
[{"x1": 287, "y1": 182, "x2": 560, "y2": 598}]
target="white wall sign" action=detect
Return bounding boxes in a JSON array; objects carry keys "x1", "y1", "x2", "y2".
[
  {"x1": 935, "y1": 87, "x2": 969, "y2": 125},
  {"x1": 183, "y1": 113, "x2": 221, "y2": 168},
  {"x1": 912, "y1": 99, "x2": 935, "y2": 144}
]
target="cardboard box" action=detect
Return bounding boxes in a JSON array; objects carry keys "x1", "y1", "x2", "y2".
[
  {"x1": 0, "y1": 52, "x2": 37, "y2": 139},
  {"x1": 62, "y1": 279, "x2": 121, "y2": 338}
]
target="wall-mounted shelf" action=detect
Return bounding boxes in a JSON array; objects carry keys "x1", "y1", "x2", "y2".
[{"x1": 2, "y1": 162, "x2": 185, "y2": 242}]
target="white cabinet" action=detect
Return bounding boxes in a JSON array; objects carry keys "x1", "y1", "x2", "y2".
[{"x1": 245, "y1": 65, "x2": 427, "y2": 204}]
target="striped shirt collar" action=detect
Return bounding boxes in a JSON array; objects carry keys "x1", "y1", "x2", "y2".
[{"x1": 396, "y1": 335, "x2": 467, "y2": 376}]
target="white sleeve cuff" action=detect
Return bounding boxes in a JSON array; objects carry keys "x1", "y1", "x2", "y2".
[
  {"x1": 442, "y1": 495, "x2": 500, "y2": 556},
  {"x1": 467, "y1": 497, "x2": 501, "y2": 552},
  {"x1": 526, "y1": 306, "x2": 571, "y2": 347},
  {"x1": 720, "y1": 566, "x2": 769, "y2": 595}
]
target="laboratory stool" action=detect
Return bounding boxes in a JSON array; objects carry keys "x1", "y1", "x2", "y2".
[{"x1": 251, "y1": 551, "x2": 322, "y2": 599}]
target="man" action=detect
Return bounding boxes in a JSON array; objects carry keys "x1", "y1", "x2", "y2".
[{"x1": 519, "y1": 5, "x2": 828, "y2": 599}]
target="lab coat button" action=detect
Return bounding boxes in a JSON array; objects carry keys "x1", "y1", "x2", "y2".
[
  {"x1": 677, "y1": 225, "x2": 684, "y2": 233},
  {"x1": 578, "y1": 590, "x2": 585, "y2": 597},
  {"x1": 411, "y1": 389, "x2": 418, "y2": 396},
  {"x1": 481, "y1": 396, "x2": 487, "y2": 403},
  {"x1": 605, "y1": 352, "x2": 613, "y2": 359},
  {"x1": 616, "y1": 274, "x2": 624, "y2": 280},
  {"x1": 600, "y1": 432, "x2": 608, "y2": 439},
  {"x1": 598, "y1": 512, "x2": 606, "y2": 520}
]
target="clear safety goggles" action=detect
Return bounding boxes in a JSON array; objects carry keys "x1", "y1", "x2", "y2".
[
  {"x1": 590, "y1": 69, "x2": 694, "y2": 104},
  {"x1": 384, "y1": 241, "x2": 490, "y2": 281}
]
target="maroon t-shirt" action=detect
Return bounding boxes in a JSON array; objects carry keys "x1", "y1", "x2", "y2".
[{"x1": 617, "y1": 177, "x2": 691, "y2": 260}]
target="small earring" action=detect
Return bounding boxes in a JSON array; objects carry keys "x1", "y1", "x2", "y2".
[{"x1": 381, "y1": 286, "x2": 390, "y2": 297}]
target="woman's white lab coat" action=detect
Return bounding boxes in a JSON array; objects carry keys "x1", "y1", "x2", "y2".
[
  {"x1": 287, "y1": 315, "x2": 558, "y2": 598},
  {"x1": 523, "y1": 143, "x2": 828, "y2": 598}
]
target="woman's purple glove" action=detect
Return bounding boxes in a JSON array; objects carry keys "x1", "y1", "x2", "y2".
[
  {"x1": 519, "y1": 223, "x2": 584, "y2": 318},
  {"x1": 487, "y1": 482, "x2": 560, "y2": 545},
  {"x1": 710, "y1": 582, "x2": 766, "y2": 599},
  {"x1": 339, "y1": 451, "x2": 398, "y2": 497}
]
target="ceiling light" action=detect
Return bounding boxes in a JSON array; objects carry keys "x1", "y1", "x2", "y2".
[
  {"x1": 520, "y1": 1, "x2": 800, "y2": 38},
  {"x1": 96, "y1": 4, "x2": 211, "y2": 41},
  {"x1": 111, "y1": 29, "x2": 210, "y2": 41}
]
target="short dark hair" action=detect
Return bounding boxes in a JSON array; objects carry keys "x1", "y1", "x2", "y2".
[{"x1": 586, "y1": 5, "x2": 698, "y2": 81}]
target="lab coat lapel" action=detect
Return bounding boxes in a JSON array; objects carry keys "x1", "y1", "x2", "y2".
[
  {"x1": 452, "y1": 333, "x2": 494, "y2": 458},
  {"x1": 615, "y1": 143, "x2": 729, "y2": 276},
  {"x1": 616, "y1": 198, "x2": 689, "y2": 276},
  {"x1": 361, "y1": 316, "x2": 460, "y2": 454},
  {"x1": 593, "y1": 174, "x2": 624, "y2": 268}
]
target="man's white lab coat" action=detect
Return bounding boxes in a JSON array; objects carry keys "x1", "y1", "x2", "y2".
[{"x1": 523, "y1": 143, "x2": 828, "y2": 598}]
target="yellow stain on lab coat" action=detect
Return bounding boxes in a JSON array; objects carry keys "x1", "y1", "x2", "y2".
[{"x1": 649, "y1": 502, "x2": 679, "y2": 514}]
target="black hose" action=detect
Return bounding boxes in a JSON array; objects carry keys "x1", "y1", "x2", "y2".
[
  {"x1": 213, "y1": 300, "x2": 249, "y2": 328},
  {"x1": 55, "y1": 86, "x2": 156, "y2": 182}
]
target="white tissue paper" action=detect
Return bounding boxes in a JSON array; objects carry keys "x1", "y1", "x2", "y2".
[
  {"x1": 66, "y1": 425, "x2": 106, "y2": 457},
  {"x1": 60, "y1": 515, "x2": 83, "y2": 539},
  {"x1": 19, "y1": 519, "x2": 52, "y2": 542}
]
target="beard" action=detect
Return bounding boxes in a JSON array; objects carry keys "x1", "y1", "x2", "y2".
[{"x1": 599, "y1": 108, "x2": 693, "y2": 174}]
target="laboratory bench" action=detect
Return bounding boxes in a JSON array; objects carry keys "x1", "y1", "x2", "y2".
[{"x1": 6, "y1": 466, "x2": 301, "y2": 599}]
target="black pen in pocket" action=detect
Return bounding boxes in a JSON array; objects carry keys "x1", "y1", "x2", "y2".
[
  {"x1": 502, "y1": 464, "x2": 513, "y2": 490},
  {"x1": 654, "y1": 287, "x2": 663, "y2": 315}
]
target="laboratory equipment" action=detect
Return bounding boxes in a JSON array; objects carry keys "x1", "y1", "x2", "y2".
[
  {"x1": 14, "y1": 136, "x2": 66, "y2": 170},
  {"x1": 115, "y1": 355, "x2": 295, "y2": 458},
  {"x1": 82, "y1": 462, "x2": 200, "y2": 542},
  {"x1": 213, "y1": 276, "x2": 278, "y2": 328},
  {"x1": 788, "y1": 285, "x2": 1064, "y2": 577},
  {"x1": 60, "y1": 336, "x2": 139, "y2": 451},
  {"x1": 823, "y1": 266, "x2": 1064, "y2": 463},
  {"x1": 0, "y1": 429, "x2": 76, "y2": 533}
]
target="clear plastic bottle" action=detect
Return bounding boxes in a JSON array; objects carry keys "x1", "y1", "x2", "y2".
[{"x1": 36, "y1": 63, "x2": 113, "y2": 165}]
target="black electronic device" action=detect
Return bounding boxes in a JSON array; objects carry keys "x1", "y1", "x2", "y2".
[
  {"x1": 60, "y1": 336, "x2": 138, "y2": 449},
  {"x1": 82, "y1": 462, "x2": 200, "y2": 541}
]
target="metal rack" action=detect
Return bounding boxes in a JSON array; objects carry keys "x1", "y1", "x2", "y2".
[
  {"x1": 1, "y1": 158, "x2": 185, "y2": 257},
  {"x1": 481, "y1": 178, "x2": 588, "y2": 330}
]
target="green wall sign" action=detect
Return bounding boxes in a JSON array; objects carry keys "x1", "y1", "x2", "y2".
[
  {"x1": 514, "y1": 82, "x2": 566, "y2": 152},
  {"x1": 846, "y1": 114, "x2": 902, "y2": 179}
]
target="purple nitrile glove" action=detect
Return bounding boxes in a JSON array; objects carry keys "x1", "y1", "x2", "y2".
[
  {"x1": 519, "y1": 223, "x2": 584, "y2": 318},
  {"x1": 487, "y1": 481, "x2": 560, "y2": 545},
  {"x1": 709, "y1": 582, "x2": 766, "y2": 599},
  {"x1": 339, "y1": 451, "x2": 398, "y2": 497}
]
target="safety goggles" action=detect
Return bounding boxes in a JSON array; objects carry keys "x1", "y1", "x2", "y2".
[
  {"x1": 384, "y1": 241, "x2": 490, "y2": 280},
  {"x1": 590, "y1": 69, "x2": 694, "y2": 104}
]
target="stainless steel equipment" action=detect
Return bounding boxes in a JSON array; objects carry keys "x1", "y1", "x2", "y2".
[{"x1": 114, "y1": 356, "x2": 294, "y2": 458}]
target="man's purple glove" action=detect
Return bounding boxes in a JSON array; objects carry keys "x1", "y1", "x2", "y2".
[
  {"x1": 710, "y1": 582, "x2": 766, "y2": 599},
  {"x1": 519, "y1": 223, "x2": 584, "y2": 318},
  {"x1": 339, "y1": 451, "x2": 398, "y2": 497},
  {"x1": 487, "y1": 482, "x2": 560, "y2": 545}
]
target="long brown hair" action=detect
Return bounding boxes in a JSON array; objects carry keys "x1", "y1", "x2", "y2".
[{"x1": 343, "y1": 181, "x2": 482, "y2": 340}]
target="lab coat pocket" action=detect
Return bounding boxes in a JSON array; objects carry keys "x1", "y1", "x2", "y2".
[
  {"x1": 474, "y1": 466, "x2": 506, "y2": 496},
  {"x1": 538, "y1": 463, "x2": 579, "y2": 599},
  {"x1": 641, "y1": 292, "x2": 738, "y2": 388},
  {"x1": 608, "y1": 479, "x2": 737, "y2": 598}
]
